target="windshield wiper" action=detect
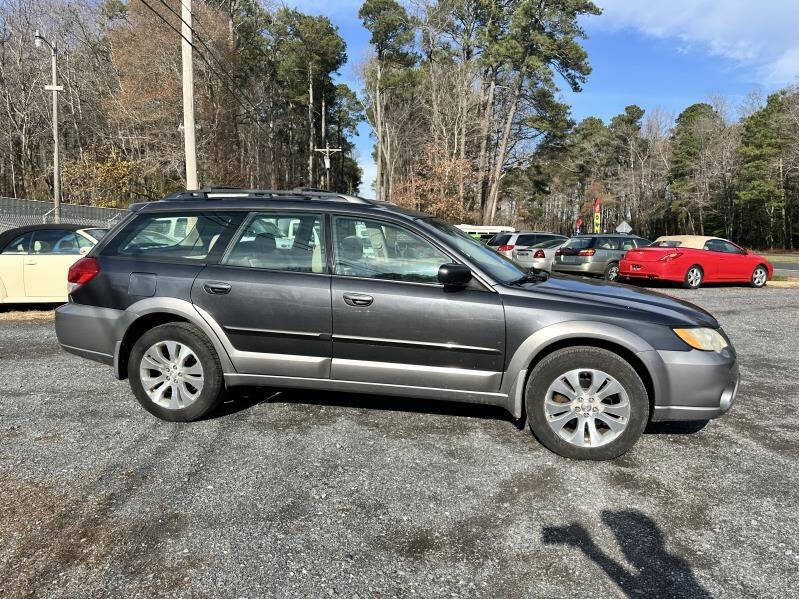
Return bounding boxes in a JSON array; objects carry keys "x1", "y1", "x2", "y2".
[{"x1": 509, "y1": 268, "x2": 549, "y2": 286}]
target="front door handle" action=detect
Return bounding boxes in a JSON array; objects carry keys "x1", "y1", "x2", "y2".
[
  {"x1": 343, "y1": 292, "x2": 373, "y2": 307},
  {"x1": 24, "y1": 258, "x2": 37, "y2": 265},
  {"x1": 204, "y1": 281, "x2": 231, "y2": 295}
]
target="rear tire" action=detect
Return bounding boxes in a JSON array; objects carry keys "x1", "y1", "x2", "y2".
[
  {"x1": 604, "y1": 262, "x2": 620, "y2": 282},
  {"x1": 525, "y1": 347, "x2": 649, "y2": 460},
  {"x1": 682, "y1": 265, "x2": 703, "y2": 289},
  {"x1": 128, "y1": 322, "x2": 224, "y2": 422},
  {"x1": 750, "y1": 265, "x2": 768, "y2": 288}
]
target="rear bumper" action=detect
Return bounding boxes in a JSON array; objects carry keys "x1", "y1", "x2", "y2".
[
  {"x1": 643, "y1": 348, "x2": 740, "y2": 421},
  {"x1": 515, "y1": 256, "x2": 553, "y2": 271},
  {"x1": 619, "y1": 260, "x2": 682, "y2": 282},
  {"x1": 55, "y1": 302, "x2": 125, "y2": 366},
  {"x1": 552, "y1": 260, "x2": 604, "y2": 276}
]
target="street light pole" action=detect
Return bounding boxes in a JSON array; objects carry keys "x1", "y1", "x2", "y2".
[{"x1": 34, "y1": 29, "x2": 63, "y2": 223}]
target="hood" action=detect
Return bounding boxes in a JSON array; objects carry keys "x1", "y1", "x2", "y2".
[{"x1": 507, "y1": 274, "x2": 719, "y2": 328}]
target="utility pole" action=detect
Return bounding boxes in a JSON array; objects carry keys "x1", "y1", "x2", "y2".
[
  {"x1": 181, "y1": 0, "x2": 198, "y2": 189},
  {"x1": 315, "y1": 146, "x2": 341, "y2": 190},
  {"x1": 34, "y1": 30, "x2": 63, "y2": 223}
]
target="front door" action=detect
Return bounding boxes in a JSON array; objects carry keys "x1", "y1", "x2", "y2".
[
  {"x1": 23, "y1": 229, "x2": 85, "y2": 299},
  {"x1": 329, "y1": 215, "x2": 505, "y2": 393},
  {"x1": 191, "y1": 211, "x2": 332, "y2": 378}
]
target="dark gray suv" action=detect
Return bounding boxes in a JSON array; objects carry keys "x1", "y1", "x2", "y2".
[{"x1": 55, "y1": 189, "x2": 738, "y2": 460}]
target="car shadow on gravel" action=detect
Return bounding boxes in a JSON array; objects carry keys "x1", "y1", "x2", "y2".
[{"x1": 543, "y1": 510, "x2": 710, "y2": 598}]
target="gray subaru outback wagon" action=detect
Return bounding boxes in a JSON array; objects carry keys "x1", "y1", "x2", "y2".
[{"x1": 55, "y1": 189, "x2": 738, "y2": 460}]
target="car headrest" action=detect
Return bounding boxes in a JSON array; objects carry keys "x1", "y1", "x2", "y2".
[
  {"x1": 340, "y1": 235, "x2": 364, "y2": 262},
  {"x1": 251, "y1": 233, "x2": 276, "y2": 254}
]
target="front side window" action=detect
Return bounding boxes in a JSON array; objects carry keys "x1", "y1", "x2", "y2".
[
  {"x1": 226, "y1": 213, "x2": 324, "y2": 273},
  {"x1": 704, "y1": 239, "x2": 741, "y2": 253},
  {"x1": 1, "y1": 232, "x2": 34, "y2": 254},
  {"x1": 104, "y1": 212, "x2": 238, "y2": 261},
  {"x1": 333, "y1": 216, "x2": 449, "y2": 284},
  {"x1": 31, "y1": 230, "x2": 83, "y2": 254}
]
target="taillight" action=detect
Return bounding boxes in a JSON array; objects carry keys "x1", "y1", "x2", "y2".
[
  {"x1": 67, "y1": 257, "x2": 100, "y2": 292},
  {"x1": 534, "y1": 249, "x2": 546, "y2": 258},
  {"x1": 497, "y1": 244, "x2": 515, "y2": 252},
  {"x1": 659, "y1": 252, "x2": 683, "y2": 262},
  {"x1": 577, "y1": 249, "x2": 596, "y2": 257}
]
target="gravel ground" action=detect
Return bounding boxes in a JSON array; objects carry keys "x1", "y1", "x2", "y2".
[{"x1": 1, "y1": 286, "x2": 798, "y2": 598}]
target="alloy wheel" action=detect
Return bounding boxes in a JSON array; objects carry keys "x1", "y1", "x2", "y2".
[
  {"x1": 607, "y1": 264, "x2": 619, "y2": 281},
  {"x1": 139, "y1": 340, "x2": 204, "y2": 409},
  {"x1": 753, "y1": 267, "x2": 767, "y2": 287},
  {"x1": 543, "y1": 368, "x2": 630, "y2": 447},
  {"x1": 687, "y1": 267, "x2": 702, "y2": 288}
]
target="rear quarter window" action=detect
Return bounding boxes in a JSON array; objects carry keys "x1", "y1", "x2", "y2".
[
  {"x1": 102, "y1": 212, "x2": 241, "y2": 261},
  {"x1": 488, "y1": 234, "x2": 512, "y2": 246},
  {"x1": 561, "y1": 237, "x2": 595, "y2": 250}
]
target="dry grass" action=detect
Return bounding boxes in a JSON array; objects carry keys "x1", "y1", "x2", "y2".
[
  {"x1": 767, "y1": 277, "x2": 799, "y2": 288},
  {"x1": 762, "y1": 253, "x2": 799, "y2": 263},
  {"x1": 0, "y1": 308, "x2": 56, "y2": 321}
]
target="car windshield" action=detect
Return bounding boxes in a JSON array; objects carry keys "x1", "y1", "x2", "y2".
[
  {"x1": 531, "y1": 238, "x2": 563, "y2": 249},
  {"x1": 422, "y1": 219, "x2": 526, "y2": 284},
  {"x1": 487, "y1": 233, "x2": 512, "y2": 246},
  {"x1": 84, "y1": 228, "x2": 107, "y2": 240}
]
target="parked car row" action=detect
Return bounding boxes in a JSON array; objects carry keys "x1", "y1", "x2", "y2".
[{"x1": 482, "y1": 228, "x2": 773, "y2": 290}]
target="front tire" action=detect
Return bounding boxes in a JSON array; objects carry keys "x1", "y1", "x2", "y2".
[
  {"x1": 604, "y1": 262, "x2": 620, "y2": 281},
  {"x1": 750, "y1": 265, "x2": 768, "y2": 288},
  {"x1": 683, "y1": 265, "x2": 703, "y2": 289},
  {"x1": 128, "y1": 322, "x2": 224, "y2": 422},
  {"x1": 525, "y1": 347, "x2": 649, "y2": 460}
]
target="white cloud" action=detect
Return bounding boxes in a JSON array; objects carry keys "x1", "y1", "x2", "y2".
[{"x1": 595, "y1": 0, "x2": 799, "y2": 84}]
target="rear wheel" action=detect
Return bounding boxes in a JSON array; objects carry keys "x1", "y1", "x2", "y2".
[
  {"x1": 128, "y1": 322, "x2": 224, "y2": 422},
  {"x1": 750, "y1": 265, "x2": 768, "y2": 288},
  {"x1": 683, "y1": 265, "x2": 703, "y2": 289},
  {"x1": 525, "y1": 347, "x2": 649, "y2": 460},
  {"x1": 604, "y1": 262, "x2": 620, "y2": 281}
]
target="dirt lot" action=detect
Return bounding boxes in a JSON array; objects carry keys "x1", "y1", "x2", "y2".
[{"x1": 1, "y1": 286, "x2": 797, "y2": 598}]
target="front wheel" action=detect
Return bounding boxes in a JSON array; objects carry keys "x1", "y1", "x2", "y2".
[
  {"x1": 683, "y1": 265, "x2": 703, "y2": 289},
  {"x1": 604, "y1": 262, "x2": 620, "y2": 281},
  {"x1": 750, "y1": 265, "x2": 768, "y2": 288},
  {"x1": 525, "y1": 347, "x2": 649, "y2": 460},
  {"x1": 128, "y1": 322, "x2": 224, "y2": 422}
]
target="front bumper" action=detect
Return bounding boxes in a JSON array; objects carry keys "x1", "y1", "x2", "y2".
[{"x1": 643, "y1": 347, "x2": 740, "y2": 421}]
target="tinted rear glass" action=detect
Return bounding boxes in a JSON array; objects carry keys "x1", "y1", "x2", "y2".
[
  {"x1": 103, "y1": 212, "x2": 240, "y2": 261},
  {"x1": 531, "y1": 238, "x2": 564, "y2": 249},
  {"x1": 487, "y1": 233, "x2": 512, "y2": 246},
  {"x1": 561, "y1": 237, "x2": 594, "y2": 250}
]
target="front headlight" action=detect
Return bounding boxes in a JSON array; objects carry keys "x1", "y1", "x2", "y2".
[{"x1": 673, "y1": 327, "x2": 729, "y2": 351}]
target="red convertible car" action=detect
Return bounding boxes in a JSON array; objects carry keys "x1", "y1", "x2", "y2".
[{"x1": 619, "y1": 235, "x2": 773, "y2": 289}]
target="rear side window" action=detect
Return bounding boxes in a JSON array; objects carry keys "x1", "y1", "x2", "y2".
[
  {"x1": 561, "y1": 237, "x2": 594, "y2": 250},
  {"x1": 103, "y1": 213, "x2": 239, "y2": 261},
  {"x1": 225, "y1": 213, "x2": 325, "y2": 273},
  {"x1": 596, "y1": 237, "x2": 622, "y2": 250}
]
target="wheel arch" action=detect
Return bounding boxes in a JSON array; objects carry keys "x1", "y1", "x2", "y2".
[
  {"x1": 503, "y1": 322, "x2": 657, "y2": 421},
  {"x1": 115, "y1": 298, "x2": 235, "y2": 379}
]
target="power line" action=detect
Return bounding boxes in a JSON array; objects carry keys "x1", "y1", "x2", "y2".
[{"x1": 137, "y1": 0, "x2": 269, "y2": 136}]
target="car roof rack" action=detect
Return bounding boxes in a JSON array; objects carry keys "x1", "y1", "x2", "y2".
[{"x1": 163, "y1": 188, "x2": 374, "y2": 204}]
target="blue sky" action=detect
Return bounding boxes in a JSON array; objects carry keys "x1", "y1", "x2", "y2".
[{"x1": 286, "y1": 0, "x2": 799, "y2": 198}]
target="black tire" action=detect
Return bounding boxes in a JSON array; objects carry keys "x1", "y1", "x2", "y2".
[
  {"x1": 682, "y1": 265, "x2": 703, "y2": 289},
  {"x1": 604, "y1": 262, "x2": 620, "y2": 282},
  {"x1": 525, "y1": 347, "x2": 649, "y2": 460},
  {"x1": 750, "y1": 264, "x2": 768, "y2": 288},
  {"x1": 128, "y1": 322, "x2": 224, "y2": 422}
]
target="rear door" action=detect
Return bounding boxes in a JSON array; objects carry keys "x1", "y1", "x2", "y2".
[
  {"x1": 191, "y1": 211, "x2": 332, "y2": 378},
  {"x1": 330, "y1": 215, "x2": 505, "y2": 393},
  {"x1": 23, "y1": 229, "x2": 85, "y2": 299}
]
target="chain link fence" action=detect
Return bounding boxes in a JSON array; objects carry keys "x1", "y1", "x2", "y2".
[{"x1": 0, "y1": 197, "x2": 127, "y2": 233}]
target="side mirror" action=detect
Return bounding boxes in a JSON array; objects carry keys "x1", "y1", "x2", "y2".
[
  {"x1": 79, "y1": 246, "x2": 90, "y2": 255},
  {"x1": 438, "y1": 263, "x2": 472, "y2": 288}
]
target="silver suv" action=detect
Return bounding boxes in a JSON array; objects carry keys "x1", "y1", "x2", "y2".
[{"x1": 552, "y1": 234, "x2": 650, "y2": 281}]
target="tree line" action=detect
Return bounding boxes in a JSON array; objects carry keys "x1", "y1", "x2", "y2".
[
  {"x1": 360, "y1": 0, "x2": 798, "y2": 249},
  {"x1": 0, "y1": 0, "x2": 363, "y2": 205}
]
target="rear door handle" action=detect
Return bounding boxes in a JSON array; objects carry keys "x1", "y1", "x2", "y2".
[
  {"x1": 24, "y1": 259, "x2": 37, "y2": 265},
  {"x1": 343, "y1": 292, "x2": 373, "y2": 307},
  {"x1": 203, "y1": 281, "x2": 231, "y2": 295}
]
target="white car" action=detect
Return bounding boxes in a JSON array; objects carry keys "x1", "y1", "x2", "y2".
[
  {"x1": 512, "y1": 238, "x2": 565, "y2": 272},
  {"x1": 0, "y1": 225, "x2": 106, "y2": 303}
]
